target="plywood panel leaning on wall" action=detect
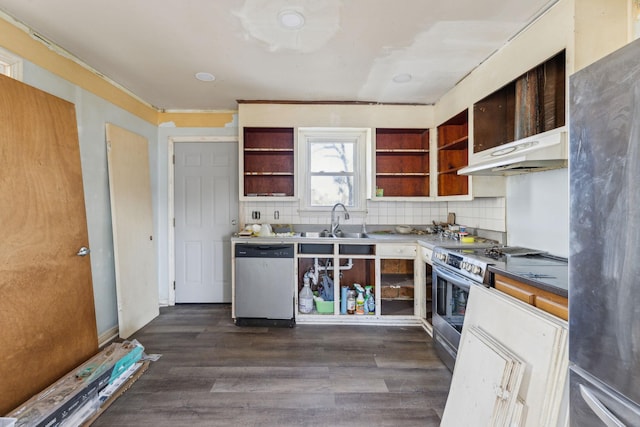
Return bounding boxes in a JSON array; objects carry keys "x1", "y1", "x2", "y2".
[
  {"x1": 0, "y1": 74, "x2": 98, "y2": 414},
  {"x1": 106, "y1": 124, "x2": 159, "y2": 338}
]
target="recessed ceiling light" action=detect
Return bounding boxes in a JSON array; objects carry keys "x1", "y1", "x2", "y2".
[
  {"x1": 278, "y1": 10, "x2": 305, "y2": 29},
  {"x1": 392, "y1": 73, "x2": 412, "y2": 83},
  {"x1": 195, "y1": 72, "x2": 215, "y2": 82}
]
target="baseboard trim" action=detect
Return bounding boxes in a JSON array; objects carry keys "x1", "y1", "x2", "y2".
[{"x1": 98, "y1": 325, "x2": 119, "y2": 347}]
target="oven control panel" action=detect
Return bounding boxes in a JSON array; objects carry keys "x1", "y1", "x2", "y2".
[{"x1": 432, "y1": 248, "x2": 487, "y2": 283}]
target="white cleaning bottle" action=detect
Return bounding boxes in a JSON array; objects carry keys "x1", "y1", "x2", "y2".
[{"x1": 299, "y1": 277, "x2": 314, "y2": 314}]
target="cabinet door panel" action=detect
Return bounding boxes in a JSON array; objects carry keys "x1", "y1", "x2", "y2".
[
  {"x1": 441, "y1": 325, "x2": 525, "y2": 426},
  {"x1": 451, "y1": 286, "x2": 568, "y2": 427}
]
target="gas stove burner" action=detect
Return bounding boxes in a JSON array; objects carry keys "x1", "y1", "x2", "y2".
[
  {"x1": 484, "y1": 246, "x2": 504, "y2": 259},
  {"x1": 484, "y1": 246, "x2": 547, "y2": 259}
]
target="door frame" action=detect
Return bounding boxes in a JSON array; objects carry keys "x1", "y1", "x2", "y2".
[{"x1": 167, "y1": 135, "x2": 239, "y2": 305}]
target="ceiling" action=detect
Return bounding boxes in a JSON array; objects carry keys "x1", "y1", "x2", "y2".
[{"x1": 0, "y1": 0, "x2": 558, "y2": 111}]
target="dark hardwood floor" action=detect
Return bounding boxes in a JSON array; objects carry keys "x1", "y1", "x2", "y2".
[{"x1": 93, "y1": 304, "x2": 451, "y2": 426}]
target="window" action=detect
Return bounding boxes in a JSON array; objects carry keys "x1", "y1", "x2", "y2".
[
  {"x1": 0, "y1": 47, "x2": 23, "y2": 80},
  {"x1": 299, "y1": 128, "x2": 369, "y2": 211}
]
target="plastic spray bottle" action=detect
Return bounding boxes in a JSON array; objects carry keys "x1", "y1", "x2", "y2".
[{"x1": 299, "y1": 277, "x2": 314, "y2": 314}]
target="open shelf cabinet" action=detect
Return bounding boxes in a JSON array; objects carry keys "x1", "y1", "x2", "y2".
[
  {"x1": 437, "y1": 110, "x2": 469, "y2": 196},
  {"x1": 374, "y1": 128, "x2": 429, "y2": 198},
  {"x1": 242, "y1": 127, "x2": 295, "y2": 197},
  {"x1": 297, "y1": 247, "x2": 376, "y2": 317}
]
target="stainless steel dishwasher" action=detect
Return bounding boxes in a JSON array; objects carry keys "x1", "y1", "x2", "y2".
[{"x1": 234, "y1": 243, "x2": 295, "y2": 327}]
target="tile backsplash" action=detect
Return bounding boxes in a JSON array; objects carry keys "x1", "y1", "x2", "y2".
[
  {"x1": 241, "y1": 197, "x2": 506, "y2": 232},
  {"x1": 448, "y1": 198, "x2": 506, "y2": 232}
]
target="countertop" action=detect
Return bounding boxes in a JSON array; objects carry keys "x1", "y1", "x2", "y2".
[
  {"x1": 231, "y1": 232, "x2": 567, "y2": 296},
  {"x1": 231, "y1": 232, "x2": 498, "y2": 250},
  {"x1": 489, "y1": 256, "x2": 568, "y2": 298}
]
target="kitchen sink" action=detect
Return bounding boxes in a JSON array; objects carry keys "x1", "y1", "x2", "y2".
[
  {"x1": 335, "y1": 231, "x2": 369, "y2": 238},
  {"x1": 299, "y1": 231, "x2": 331, "y2": 238},
  {"x1": 299, "y1": 231, "x2": 369, "y2": 239}
]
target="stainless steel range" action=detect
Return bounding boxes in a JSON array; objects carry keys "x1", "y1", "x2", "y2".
[
  {"x1": 431, "y1": 245, "x2": 554, "y2": 370},
  {"x1": 431, "y1": 246, "x2": 497, "y2": 370}
]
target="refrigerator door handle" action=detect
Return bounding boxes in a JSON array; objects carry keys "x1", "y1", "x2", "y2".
[{"x1": 580, "y1": 384, "x2": 626, "y2": 427}]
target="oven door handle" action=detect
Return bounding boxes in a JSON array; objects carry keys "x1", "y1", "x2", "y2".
[{"x1": 433, "y1": 266, "x2": 478, "y2": 291}]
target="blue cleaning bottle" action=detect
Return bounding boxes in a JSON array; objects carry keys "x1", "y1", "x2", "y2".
[
  {"x1": 365, "y1": 286, "x2": 375, "y2": 314},
  {"x1": 340, "y1": 286, "x2": 348, "y2": 314}
]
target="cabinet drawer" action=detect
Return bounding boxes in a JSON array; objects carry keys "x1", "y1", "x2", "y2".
[
  {"x1": 535, "y1": 296, "x2": 568, "y2": 321},
  {"x1": 495, "y1": 280, "x2": 535, "y2": 304},
  {"x1": 377, "y1": 244, "x2": 417, "y2": 258}
]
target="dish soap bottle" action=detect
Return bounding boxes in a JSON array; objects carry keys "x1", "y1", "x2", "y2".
[
  {"x1": 356, "y1": 291, "x2": 365, "y2": 315},
  {"x1": 299, "y1": 277, "x2": 314, "y2": 314}
]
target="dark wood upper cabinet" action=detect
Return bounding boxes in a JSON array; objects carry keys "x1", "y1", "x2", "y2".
[
  {"x1": 437, "y1": 110, "x2": 469, "y2": 196},
  {"x1": 473, "y1": 84, "x2": 516, "y2": 153},
  {"x1": 242, "y1": 127, "x2": 295, "y2": 197},
  {"x1": 474, "y1": 50, "x2": 565, "y2": 153},
  {"x1": 374, "y1": 128, "x2": 430, "y2": 198}
]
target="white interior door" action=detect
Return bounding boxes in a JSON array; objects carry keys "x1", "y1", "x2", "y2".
[
  {"x1": 106, "y1": 123, "x2": 159, "y2": 338},
  {"x1": 174, "y1": 141, "x2": 238, "y2": 303}
]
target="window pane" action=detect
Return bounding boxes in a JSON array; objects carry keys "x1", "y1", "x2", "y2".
[
  {"x1": 310, "y1": 176, "x2": 354, "y2": 206},
  {"x1": 310, "y1": 142, "x2": 354, "y2": 173}
]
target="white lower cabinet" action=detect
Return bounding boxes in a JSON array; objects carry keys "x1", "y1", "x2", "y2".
[
  {"x1": 378, "y1": 243, "x2": 420, "y2": 318},
  {"x1": 295, "y1": 242, "x2": 423, "y2": 324}
]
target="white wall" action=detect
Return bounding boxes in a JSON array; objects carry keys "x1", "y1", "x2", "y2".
[
  {"x1": 506, "y1": 169, "x2": 569, "y2": 257},
  {"x1": 22, "y1": 60, "x2": 158, "y2": 338}
]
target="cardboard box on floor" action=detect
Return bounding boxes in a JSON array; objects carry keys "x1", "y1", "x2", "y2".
[{"x1": 7, "y1": 341, "x2": 144, "y2": 427}]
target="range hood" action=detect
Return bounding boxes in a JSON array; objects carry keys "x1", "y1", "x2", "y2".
[{"x1": 458, "y1": 127, "x2": 567, "y2": 176}]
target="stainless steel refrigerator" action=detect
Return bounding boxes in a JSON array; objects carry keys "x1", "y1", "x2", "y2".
[{"x1": 570, "y1": 39, "x2": 640, "y2": 425}]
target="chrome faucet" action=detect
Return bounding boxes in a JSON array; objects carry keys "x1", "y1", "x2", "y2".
[{"x1": 330, "y1": 203, "x2": 350, "y2": 236}]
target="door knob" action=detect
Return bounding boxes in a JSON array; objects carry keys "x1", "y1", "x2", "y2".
[{"x1": 77, "y1": 246, "x2": 91, "y2": 257}]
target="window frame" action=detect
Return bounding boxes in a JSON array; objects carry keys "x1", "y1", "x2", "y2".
[{"x1": 298, "y1": 127, "x2": 370, "y2": 213}]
